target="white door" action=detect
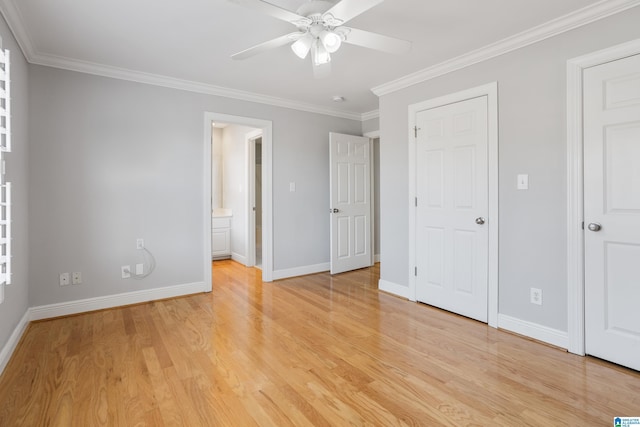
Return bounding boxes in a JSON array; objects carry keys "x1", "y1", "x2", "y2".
[
  {"x1": 584, "y1": 53, "x2": 640, "y2": 371},
  {"x1": 330, "y1": 132, "x2": 372, "y2": 274},
  {"x1": 415, "y1": 96, "x2": 489, "y2": 322}
]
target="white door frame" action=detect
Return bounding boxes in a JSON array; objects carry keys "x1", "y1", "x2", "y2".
[
  {"x1": 566, "y1": 38, "x2": 640, "y2": 356},
  {"x1": 204, "y1": 112, "x2": 274, "y2": 286},
  {"x1": 246, "y1": 129, "x2": 263, "y2": 268},
  {"x1": 408, "y1": 82, "x2": 499, "y2": 328},
  {"x1": 364, "y1": 130, "x2": 380, "y2": 264}
]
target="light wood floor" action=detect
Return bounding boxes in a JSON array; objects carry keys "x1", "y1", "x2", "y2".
[{"x1": 0, "y1": 260, "x2": 638, "y2": 426}]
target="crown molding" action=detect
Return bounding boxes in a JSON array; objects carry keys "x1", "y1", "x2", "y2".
[
  {"x1": 0, "y1": 0, "x2": 35, "y2": 61},
  {"x1": 30, "y1": 53, "x2": 365, "y2": 121},
  {"x1": 361, "y1": 110, "x2": 380, "y2": 121},
  {"x1": 371, "y1": 0, "x2": 640, "y2": 96},
  {"x1": 0, "y1": 0, "x2": 366, "y2": 122}
]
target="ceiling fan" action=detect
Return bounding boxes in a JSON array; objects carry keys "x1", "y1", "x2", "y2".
[{"x1": 229, "y1": 0, "x2": 411, "y2": 77}]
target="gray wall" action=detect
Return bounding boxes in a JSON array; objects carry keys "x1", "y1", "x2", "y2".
[
  {"x1": 28, "y1": 65, "x2": 361, "y2": 307},
  {"x1": 361, "y1": 116, "x2": 380, "y2": 135},
  {"x1": 0, "y1": 16, "x2": 29, "y2": 352},
  {"x1": 379, "y1": 8, "x2": 640, "y2": 332}
]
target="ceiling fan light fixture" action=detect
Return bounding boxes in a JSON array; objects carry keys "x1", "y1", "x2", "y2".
[
  {"x1": 291, "y1": 33, "x2": 313, "y2": 59},
  {"x1": 320, "y1": 30, "x2": 342, "y2": 53},
  {"x1": 312, "y1": 39, "x2": 331, "y2": 66}
]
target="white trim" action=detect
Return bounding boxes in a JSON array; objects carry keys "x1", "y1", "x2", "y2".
[
  {"x1": 378, "y1": 279, "x2": 409, "y2": 299},
  {"x1": 245, "y1": 129, "x2": 263, "y2": 268},
  {"x1": 0, "y1": 0, "x2": 366, "y2": 124},
  {"x1": 205, "y1": 113, "x2": 274, "y2": 282},
  {"x1": 2, "y1": 1, "x2": 637, "y2": 121},
  {"x1": 272, "y1": 263, "x2": 329, "y2": 281},
  {"x1": 566, "y1": 38, "x2": 640, "y2": 356},
  {"x1": 231, "y1": 252, "x2": 248, "y2": 266},
  {"x1": 0, "y1": 309, "x2": 29, "y2": 376},
  {"x1": 372, "y1": 0, "x2": 640, "y2": 96},
  {"x1": 29, "y1": 281, "x2": 207, "y2": 321},
  {"x1": 364, "y1": 130, "x2": 380, "y2": 267},
  {"x1": 361, "y1": 110, "x2": 380, "y2": 121},
  {"x1": 369, "y1": 138, "x2": 375, "y2": 268},
  {"x1": 498, "y1": 314, "x2": 569, "y2": 349},
  {"x1": 203, "y1": 118, "x2": 213, "y2": 292},
  {"x1": 0, "y1": 0, "x2": 367, "y2": 124},
  {"x1": 408, "y1": 82, "x2": 499, "y2": 328},
  {"x1": 0, "y1": 0, "x2": 36, "y2": 62},
  {"x1": 34, "y1": 54, "x2": 364, "y2": 120}
]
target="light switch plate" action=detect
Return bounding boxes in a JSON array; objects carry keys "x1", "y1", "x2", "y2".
[{"x1": 517, "y1": 174, "x2": 529, "y2": 190}]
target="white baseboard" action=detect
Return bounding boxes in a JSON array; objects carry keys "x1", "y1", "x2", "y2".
[
  {"x1": 29, "y1": 281, "x2": 208, "y2": 321},
  {"x1": 374, "y1": 254, "x2": 380, "y2": 263},
  {"x1": 272, "y1": 263, "x2": 330, "y2": 280},
  {"x1": 231, "y1": 252, "x2": 247, "y2": 266},
  {"x1": 378, "y1": 279, "x2": 410, "y2": 299},
  {"x1": 0, "y1": 310, "x2": 30, "y2": 376},
  {"x1": 498, "y1": 314, "x2": 568, "y2": 349}
]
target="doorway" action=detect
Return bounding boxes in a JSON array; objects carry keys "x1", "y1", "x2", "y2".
[
  {"x1": 203, "y1": 113, "x2": 273, "y2": 287},
  {"x1": 247, "y1": 133, "x2": 263, "y2": 268}
]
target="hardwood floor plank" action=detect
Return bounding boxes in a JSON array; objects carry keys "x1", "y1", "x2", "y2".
[{"x1": 0, "y1": 260, "x2": 639, "y2": 426}]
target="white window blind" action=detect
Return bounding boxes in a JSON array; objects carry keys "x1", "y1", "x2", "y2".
[{"x1": 0, "y1": 47, "x2": 11, "y2": 304}]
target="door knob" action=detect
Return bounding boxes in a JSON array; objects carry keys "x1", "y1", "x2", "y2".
[
  {"x1": 475, "y1": 217, "x2": 485, "y2": 225},
  {"x1": 588, "y1": 223, "x2": 602, "y2": 232}
]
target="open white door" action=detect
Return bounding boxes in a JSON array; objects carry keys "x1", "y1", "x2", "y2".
[
  {"x1": 330, "y1": 132, "x2": 372, "y2": 274},
  {"x1": 584, "y1": 53, "x2": 640, "y2": 371}
]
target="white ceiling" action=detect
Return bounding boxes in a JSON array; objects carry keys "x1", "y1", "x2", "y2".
[{"x1": 0, "y1": 0, "x2": 620, "y2": 117}]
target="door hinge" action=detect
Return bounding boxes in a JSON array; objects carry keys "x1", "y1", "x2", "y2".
[
  {"x1": 415, "y1": 197, "x2": 418, "y2": 207},
  {"x1": 414, "y1": 266, "x2": 417, "y2": 276},
  {"x1": 581, "y1": 221, "x2": 584, "y2": 230},
  {"x1": 413, "y1": 126, "x2": 419, "y2": 138}
]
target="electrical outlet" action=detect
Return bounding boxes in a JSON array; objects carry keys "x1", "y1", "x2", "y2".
[
  {"x1": 136, "y1": 238, "x2": 144, "y2": 250},
  {"x1": 121, "y1": 266, "x2": 131, "y2": 279},
  {"x1": 530, "y1": 288, "x2": 543, "y2": 305},
  {"x1": 59, "y1": 273, "x2": 70, "y2": 286},
  {"x1": 135, "y1": 263, "x2": 143, "y2": 275},
  {"x1": 72, "y1": 272, "x2": 82, "y2": 285}
]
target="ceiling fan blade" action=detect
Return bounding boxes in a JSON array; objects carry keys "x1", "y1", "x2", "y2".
[
  {"x1": 313, "y1": 61, "x2": 332, "y2": 79},
  {"x1": 232, "y1": 32, "x2": 303, "y2": 60},
  {"x1": 341, "y1": 27, "x2": 411, "y2": 55},
  {"x1": 229, "y1": 0, "x2": 311, "y2": 25},
  {"x1": 323, "y1": 0, "x2": 384, "y2": 25}
]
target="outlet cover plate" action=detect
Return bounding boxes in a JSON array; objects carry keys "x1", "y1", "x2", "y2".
[
  {"x1": 530, "y1": 287, "x2": 542, "y2": 305},
  {"x1": 59, "y1": 273, "x2": 70, "y2": 286},
  {"x1": 72, "y1": 272, "x2": 82, "y2": 285}
]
